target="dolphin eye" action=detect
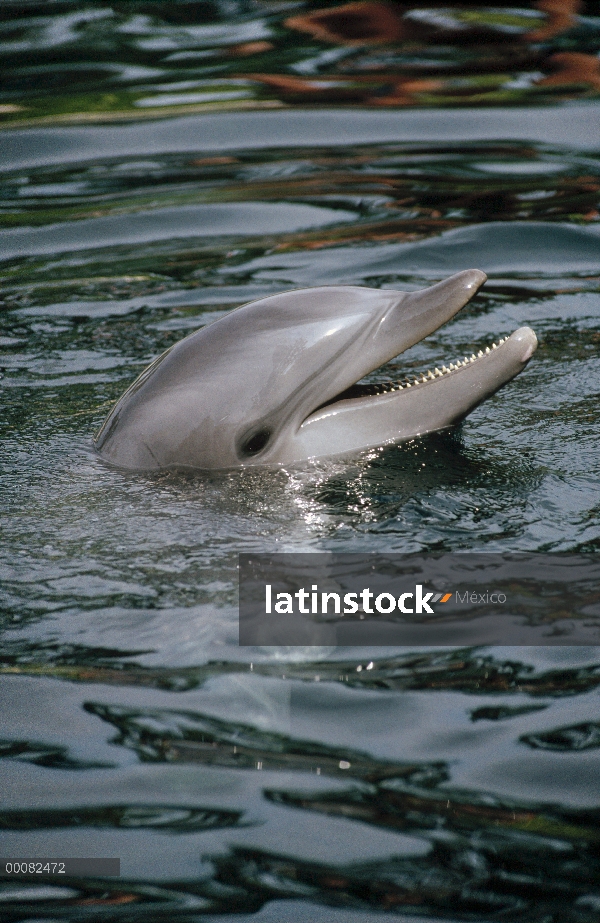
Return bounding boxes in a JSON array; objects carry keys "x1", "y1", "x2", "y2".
[{"x1": 240, "y1": 428, "x2": 271, "y2": 457}]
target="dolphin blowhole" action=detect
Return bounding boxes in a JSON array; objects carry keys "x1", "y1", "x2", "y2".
[{"x1": 94, "y1": 270, "x2": 537, "y2": 471}]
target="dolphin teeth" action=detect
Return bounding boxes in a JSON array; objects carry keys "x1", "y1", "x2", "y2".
[{"x1": 429, "y1": 346, "x2": 499, "y2": 376}]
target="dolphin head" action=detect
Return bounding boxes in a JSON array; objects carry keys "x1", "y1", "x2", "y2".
[{"x1": 94, "y1": 270, "x2": 537, "y2": 470}]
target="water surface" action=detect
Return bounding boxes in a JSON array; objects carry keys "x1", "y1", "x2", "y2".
[{"x1": 1, "y1": 2, "x2": 600, "y2": 920}]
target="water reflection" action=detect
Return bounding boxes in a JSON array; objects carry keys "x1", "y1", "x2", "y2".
[
  {"x1": 306, "y1": 433, "x2": 541, "y2": 529},
  {"x1": 0, "y1": 803, "x2": 246, "y2": 834},
  {"x1": 0, "y1": 737, "x2": 113, "y2": 770},
  {"x1": 4, "y1": 645, "x2": 600, "y2": 697},
  {"x1": 1, "y1": 1, "x2": 599, "y2": 124},
  {"x1": 3, "y1": 142, "x2": 600, "y2": 274},
  {"x1": 84, "y1": 700, "x2": 447, "y2": 781},
  {"x1": 522, "y1": 720, "x2": 600, "y2": 751},
  {"x1": 2, "y1": 679, "x2": 599, "y2": 919}
]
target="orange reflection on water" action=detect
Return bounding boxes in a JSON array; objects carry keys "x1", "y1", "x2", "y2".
[
  {"x1": 538, "y1": 51, "x2": 600, "y2": 91},
  {"x1": 286, "y1": 1, "x2": 407, "y2": 45},
  {"x1": 525, "y1": 0, "x2": 582, "y2": 42}
]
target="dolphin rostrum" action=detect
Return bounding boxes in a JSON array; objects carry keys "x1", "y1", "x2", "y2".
[{"x1": 94, "y1": 270, "x2": 537, "y2": 470}]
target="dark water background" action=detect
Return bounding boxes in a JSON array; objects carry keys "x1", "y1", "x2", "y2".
[{"x1": 1, "y1": 2, "x2": 600, "y2": 920}]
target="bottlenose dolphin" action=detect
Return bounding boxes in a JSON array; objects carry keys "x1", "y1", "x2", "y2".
[{"x1": 94, "y1": 270, "x2": 537, "y2": 470}]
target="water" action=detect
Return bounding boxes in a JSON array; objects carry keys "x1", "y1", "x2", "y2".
[{"x1": 1, "y1": 2, "x2": 600, "y2": 920}]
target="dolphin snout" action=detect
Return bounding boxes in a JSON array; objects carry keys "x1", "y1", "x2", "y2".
[{"x1": 511, "y1": 326, "x2": 538, "y2": 363}]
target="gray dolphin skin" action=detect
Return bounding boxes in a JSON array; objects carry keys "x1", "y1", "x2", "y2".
[{"x1": 94, "y1": 269, "x2": 537, "y2": 471}]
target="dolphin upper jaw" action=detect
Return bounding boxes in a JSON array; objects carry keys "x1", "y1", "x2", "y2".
[{"x1": 94, "y1": 270, "x2": 537, "y2": 471}]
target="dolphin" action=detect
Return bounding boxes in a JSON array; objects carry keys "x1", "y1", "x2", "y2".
[{"x1": 94, "y1": 270, "x2": 537, "y2": 471}]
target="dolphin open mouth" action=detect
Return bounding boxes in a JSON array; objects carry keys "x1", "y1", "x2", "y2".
[
  {"x1": 314, "y1": 333, "x2": 518, "y2": 412},
  {"x1": 291, "y1": 272, "x2": 538, "y2": 462}
]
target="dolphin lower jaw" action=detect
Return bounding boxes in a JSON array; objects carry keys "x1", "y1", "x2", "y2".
[{"x1": 282, "y1": 326, "x2": 538, "y2": 464}]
